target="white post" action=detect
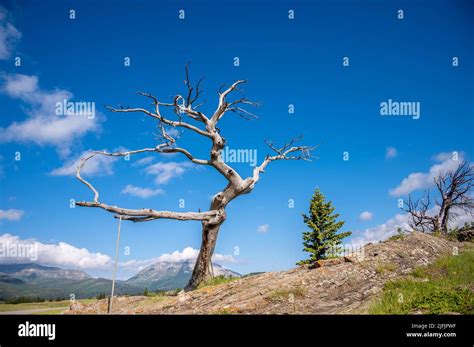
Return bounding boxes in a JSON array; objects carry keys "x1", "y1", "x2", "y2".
[{"x1": 108, "y1": 216, "x2": 122, "y2": 314}]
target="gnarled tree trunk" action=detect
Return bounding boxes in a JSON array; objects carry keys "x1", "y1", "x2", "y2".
[
  {"x1": 185, "y1": 221, "x2": 223, "y2": 290},
  {"x1": 405, "y1": 161, "x2": 473, "y2": 234}
]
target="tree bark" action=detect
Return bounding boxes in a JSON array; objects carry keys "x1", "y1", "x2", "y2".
[
  {"x1": 185, "y1": 220, "x2": 223, "y2": 290},
  {"x1": 440, "y1": 204, "x2": 451, "y2": 235}
]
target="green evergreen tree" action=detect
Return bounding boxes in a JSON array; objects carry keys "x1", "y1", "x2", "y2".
[
  {"x1": 143, "y1": 287, "x2": 149, "y2": 296},
  {"x1": 297, "y1": 188, "x2": 351, "y2": 266}
]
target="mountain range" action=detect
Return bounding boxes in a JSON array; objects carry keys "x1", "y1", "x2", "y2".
[
  {"x1": 126, "y1": 260, "x2": 240, "y2": 291},
  {"x1": 0, "y1": 261, "x2": 240, "y2": 300}
]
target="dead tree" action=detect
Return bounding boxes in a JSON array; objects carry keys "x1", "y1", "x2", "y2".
[
  {"x1": 404, "y1": 161, "x2": 474, "y2": 234},
  {"x1": 75, "y1": 65, "x2": 317, "y2": 290},
  {"x1": 404, "y1": 193, "x2": 440, "y2": 233}
]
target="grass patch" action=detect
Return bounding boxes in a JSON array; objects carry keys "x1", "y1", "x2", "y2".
[
  {"x1": 145, "y1": 295, "x2": 170, "y2": 304},
  {"x1": 155, "y1": 289, "x2": 182, "y2": 297},
  {"x1": 268, "y1": 287, "x2": 306, "y2": 301},
  {"x1": 0, "y1": 298, "x2": 97, "y2": 313},
  {"x1": 370, "y1": 247, "x2": 474, "y2": 314},
  {"x1": 198, "y1": 275, "x2": 238, "y2": 288},
  {"x1": 214, "y1": 307, "x2": 235, "y2": 314},
  {"x1": 386, "y1": 228, "x2": 408, "y2": 242},
  {"x1": 0, "y1": 300, "x2": 70, "y2": 313},
  {"x1": 375, "y1": 262, "x2": 397, "y2": 274},
  {"x1": 386, "y1": 234, "x2": 405, "y2": 242}
]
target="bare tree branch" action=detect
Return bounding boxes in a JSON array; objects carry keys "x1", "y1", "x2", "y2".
[
  {"x1": 106, "y1": 77, "x2": 212, "y2": 139},
  {"x1": 210, "y1": 80, "x2": 259, "y2": 123},
  {"x1": 76, "y1": 201, "x2": 218, "y2": 222},
  {"x1": 76, "y1": 65, "x2": 316, "y2": 289},
  {"x1": 249, "y1": 139, "x2": 320, "y2": 187},
  {"x1": 403, "y1": 193, "x2": 438, "y2": 233},
  {"x1": 404, "y1": 160, "x2": 474, "y2": 234}
]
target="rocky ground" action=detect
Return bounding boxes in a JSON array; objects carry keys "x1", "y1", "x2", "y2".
[{"x1": 67, "y1": 232, "x2": 463, "y2": 314}]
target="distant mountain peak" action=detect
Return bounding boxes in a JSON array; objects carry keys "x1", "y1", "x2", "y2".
[
  {"x1": 0, "y1": 262, "x2": 142, "y2": 300},
  {"x1": 126, "y1": 260, "x2": 240, "y2": 291},
  {"x1": 0, "y1": 262, "x2": 91, "y2": 281}
]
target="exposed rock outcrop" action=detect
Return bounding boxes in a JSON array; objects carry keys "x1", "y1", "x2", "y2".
[{"x1": 67, "y1": 232, "x2": 463, "y2": 314}]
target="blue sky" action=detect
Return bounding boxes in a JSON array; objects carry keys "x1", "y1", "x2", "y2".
[{"x1": 0, "y1": 0, "x2": 472, "y2": 278}]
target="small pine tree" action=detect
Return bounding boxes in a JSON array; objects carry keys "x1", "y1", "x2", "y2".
[
  {"x1": 143, "y1": 287, "x2": 149, "y2": 296},
  {"x1": 297, "y1": 188, "x2": 351, "y2": 266}
]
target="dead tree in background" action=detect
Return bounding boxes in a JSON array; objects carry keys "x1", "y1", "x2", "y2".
[
  {"x1": 75, "y1": 64, "x2": 317, "y2": 290},
  {"x1": 404, "y1": 161, "x2": 474, "y2": 234}
]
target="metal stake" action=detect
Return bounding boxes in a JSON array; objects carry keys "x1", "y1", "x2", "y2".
[{"x1": 108, "y1": 216, "x2": 122, "y2": 314}]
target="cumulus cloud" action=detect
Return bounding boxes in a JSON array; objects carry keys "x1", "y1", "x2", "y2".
[
  {"x1": 0, "y1": 12, "x2": 99, "y2": 156},
  {"x1": 0, "y1": 234, "x2": 111, "y2": 269},
  {"x1": 0, "y1": 7, "x2": 21, "y2": 60},
  {"x1": 132, "y1": 156, "x2": 155, "y2": 167},
  {"x1": 156, "y1": 246, "x2": 236, "y2": 263},
  {"x1": 352, "y1": 206, "x2": 472, "y2": 244},
  {"x1": 117, "y1": 247, "x2": 236, "y2": 278},
  {"x1": 257, "y1": 224, "x2": 270, "y2": 233},
  {"x1": 0, "y1": 73, "x2": 100, "y2": 156},
  {"x1": 121, "y1": 184, "x2": 164, "y2": 198},
  {"x1": 145, "y1": 161, "x2": 193, "y2": 184},
  {"x1": 389, "y1": 152, "x2": 464, "y2": 197},
  {"x1": 0, "y1": 209, "x2": 24, "y2": 221},
  {"x1": 385, "y1": 146, "x2": 398, "y2": 159},
  {"x1": 0, "y1": 235, "x2": 236, "y2": 276},
  {"x1": 156, "y1": 247, "x2": 200, "y2": 262},
  {"x1": 50, "y1": 150, "x2": 117, "y2": 176},
  {"x1": 118, "y1": 258, "x2": 159, "y2": 274},
  {"x1": 359, "y1": 211, "x2": 373, "y2": 221},
  {"x1": 353, "y1": 213, "x2": 410, "y2": 244}
]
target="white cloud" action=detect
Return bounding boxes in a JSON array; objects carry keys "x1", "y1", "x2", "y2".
[
  {"x1": 156, "y1": 246, "x2": 236, "y2": 263},
  {"x1": 0, "y1": 7, "x2": 21, "y2": 60},
  {"x1": 117, "y1": 247, "x2": 236, "y2": 278},
  {"x1": 0, "y1": 235, "x2": 236, "y2": 276},
  {"x1": 118, "y1": 258, "x2": 159, "y2": 274},
  {"x1": 50, "y1": 150, "x2": 117, "y2": 176},
  {"x1": 0, "y1": 209, "x2": 24, "y2": 221},
  {"x1": 213, "y1": 253, "x2": 237, "y2": 264},
  {"x1": 359, "y1": 211, "x2": 373, "y2": 221},
  {"x1": 389, "y1": 151, "x2": 464, "y2": 197},
  {"x1": 0, "y1": 11, "x2": 100, "y2": 157},
  {"x1": 352, "y1": 207, "x2": 473, "y2": 244},
  {"x1": 145, "y1": 161, "x2": 193, "y2": 184},
  {"x1": 121, "y1": 184, "x2": 164, "y2": 198},
  {"x1": 0, "y1": 234, "x2": 111, "y2": 269},
  {"x1": 0, "y1": 73, "x2": 100, "y2": 156},
  {"x1": 385, "y1": 146, "x2": 398, "y2": 159},
  {"x1": 353, "y1": 213, "x2": 410, "y2": 244},
  {"x1": 257, "y1": 224, "x2": 270, "y2": 233},
  {"x1": 450, "y1": 207, "x2": 474, "y2": 228},
  {"x1": 157, "y1": 247, "x2": 199, "y2": 262},
  {"x1": 433, "y1": 152, "x2": 454, "y2": 162},
  {"x1": 132, "y1": 156, "x2": 155, "y2": 167}
]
